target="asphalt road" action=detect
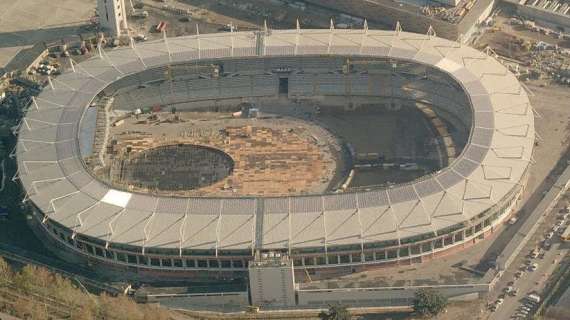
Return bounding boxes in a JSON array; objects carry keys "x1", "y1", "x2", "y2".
[{"x1": 488, "y1": 200, "x2": 570, "y2": 320}]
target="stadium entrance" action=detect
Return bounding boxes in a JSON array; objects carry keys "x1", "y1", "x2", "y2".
[{"x1": 279, "y1": 77, "x2": 289, "y2": 95}]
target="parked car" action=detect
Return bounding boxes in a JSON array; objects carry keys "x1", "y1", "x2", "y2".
[
  {"x1": 526, "y1": 293, "x2": 541, "y2": 303},
  {"x1": 543, "y1": 239, "x2": 552, "y2": 250},
  {"x1": 528, "y1": 263, "x2": 539, "y2": 271}
]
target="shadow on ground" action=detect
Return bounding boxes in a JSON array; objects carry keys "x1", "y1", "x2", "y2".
[{"x1": 0, "y1": 25, "x2": 93, "y2": 48}]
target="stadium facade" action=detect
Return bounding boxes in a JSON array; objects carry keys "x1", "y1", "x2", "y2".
[{"x1": 16, "y1": 28, "x2": 534, "y2": 282}]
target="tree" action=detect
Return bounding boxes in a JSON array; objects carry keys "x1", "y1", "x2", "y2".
[
  {"x1": 319, "y1": 304, "x2": 351, "y2": 320},
  {"x1": 13, "y1": 264, "x2": 36, "y2": 293},
  {"x1": 413, "y1": 288, "x2": 448, "y2": 318},
  {"x1": 0, "y1": 257, "x2": 12, "y2": 286}
]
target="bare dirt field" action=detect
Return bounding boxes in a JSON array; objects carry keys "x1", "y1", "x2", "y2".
[{"x1": 95, "y1": 111, "x2": 340, "y2": 196}]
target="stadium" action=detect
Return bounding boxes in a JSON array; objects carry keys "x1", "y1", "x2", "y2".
[{"x1": 16, "y1": 27, "x2": 534, "y2": 282}]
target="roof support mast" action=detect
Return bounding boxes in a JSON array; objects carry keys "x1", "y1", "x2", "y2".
[
  {"x1": 142, "y1": 200, "x2": 159, "y2": 255},
  {"x1": 163, "y1": 29, "x2": 172, "y2": 63},
  {"x1": 295, "y1": 19, "x2": 301, "y2": 56},
  {"x1": 251, "y1": 200, "x2": 257, "y2": 256},
  {"x1": 230, "y1": 23, "x2": 235, "y2": 57},
  {"x1": 360, "y1": 19, "x2": 368, "y2": 55},
  {"x1": 322, "y1": 196, "x2": 328, "y2": 256},
  {"x1": 106, "y1": 208, "x2": 126, "y2": 249},
  {"x1": 215, "y1": 200, "x2": 224, "y2": 257},
  {"x1": 288, "y1": 197, "x2": 292, "y2": 255},
  {"x1": 328, "y1": 19, "x2": 334, "y2": 54},
  {"x1": 196, "y1": 24, "x2": 201, "y2": 60},
  {"x1": 179, "y1": 205, "x2": 189, "y2": 257},
  {"x1": 355, "y1": 194, "x2": 365, "y2": 260}
]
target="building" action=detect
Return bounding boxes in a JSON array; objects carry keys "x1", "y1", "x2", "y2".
[
  {"x1": 503, "y1": 0, "x2": 570, "y2": 33},
  {"x1": 17, "y1": 28, "x2": 533, "y2": 285},
  {"x1": 300, "y1": 0, "x2": 497, "y2": 41},
  {"x1": 97, "y1": 0, "x2": 128, "y2": 37},
  {"x1": 249, "y1": 252, "x2": 296, "y2": 308}
]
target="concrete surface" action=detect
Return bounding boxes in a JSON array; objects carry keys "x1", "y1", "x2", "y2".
[{"x1": 0, "y1": 0, "x2": 95, "y2": 67}]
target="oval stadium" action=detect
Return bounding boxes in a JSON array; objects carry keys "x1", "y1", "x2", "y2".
[{"x1": 16, "y1": 28, "x2": 534, "y2": 282}]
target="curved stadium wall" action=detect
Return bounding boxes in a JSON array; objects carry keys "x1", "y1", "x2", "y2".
[{"x1": 17, "y1": 29, "x2": 534, "y2": 281}]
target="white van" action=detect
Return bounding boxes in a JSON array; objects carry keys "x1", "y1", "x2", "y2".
[{"x1": 526, "y1": 294, "x2": 541, "y2": 303}]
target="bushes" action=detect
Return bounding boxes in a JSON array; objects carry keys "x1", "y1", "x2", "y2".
[
  {"x1": 0, "y1": 257, "x2": 11, "y2": 286},
  {"x1": 0, "y1": 257, "x2": 172, "y2": 320},
  {"x1": 318, "y1": 304, "x2": 351, "y2": 320},
  {"x1": 413, "y1": 288, "x2": 448, "y2": 318},
  {"x1": 12, "y1": 264, "x2": 36, "y2": 293}
]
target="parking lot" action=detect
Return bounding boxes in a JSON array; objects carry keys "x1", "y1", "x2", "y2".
[{"x1": 488, "y1": 199, "x2": 570, "y2": 319}]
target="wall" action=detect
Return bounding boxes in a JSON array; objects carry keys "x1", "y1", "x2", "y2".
[
  {"x1": 516, "y1": 4, "x2": 570, "y2": 32},
  {"x1": 297, "y1": 284, "x2": 489, "y2": 307},
  {"x1": 97, "y1": 0, "x2": 128, "y2": 37},
  {"x1": 150, "y1": 292, "x2": 250, "y2": 312},
  {"x1": 299, "y1": 0, "x2": 496, "y2": 41}
]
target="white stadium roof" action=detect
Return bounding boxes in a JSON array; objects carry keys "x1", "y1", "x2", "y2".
[{"x1": 16, "y1": 28, "x2": 534, "y2": 253}]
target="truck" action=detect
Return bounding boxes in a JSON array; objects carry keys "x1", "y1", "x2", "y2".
[{"x1": 131, "y1": 10, "x2": 149, "y2": 18}]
